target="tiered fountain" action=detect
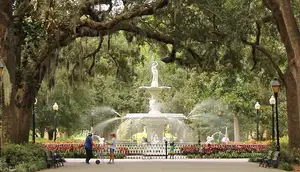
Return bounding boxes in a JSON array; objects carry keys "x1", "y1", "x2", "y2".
[
  {"x1": 93, "y1": 60, "x2": 195, "y2": 143},
  {"x1": 123, "y1": 61, "x2": 187, "y2": 143}
]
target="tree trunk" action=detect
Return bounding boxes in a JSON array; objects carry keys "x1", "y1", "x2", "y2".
[
  {"x1": 40, "y1": 125, "x2": 46, "y2": 138},
  {"x1": 264, "y1": 0, "x2": 300, "y2": 148},
  {"x1": 233, "y1": 113, "x2": 240, "y2": 142},
  {"x1": 285, "y1": 70, "x2": 300, "y2": 148},
  {"x1": 47, "y1": 129, "x2": 54, "y2": 140}
]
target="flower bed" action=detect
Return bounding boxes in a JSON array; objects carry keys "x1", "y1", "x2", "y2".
[
  {"x1": 42, "y1": 143, "x2": 129, "y2": 158},
  {"x1": 181, "y1": 144, "x2": 267, "y2": 155}
]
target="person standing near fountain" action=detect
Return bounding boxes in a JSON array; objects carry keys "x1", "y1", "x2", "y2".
[
  {"x1": 106, "y1": 133, "x2": 116, "y2": 164},
  {"x1": 169, "y1": 142, "x2": 175, "y2": 159},
  {"x1": 84, "y1": 132, "x2": 93, "y2": 164}
]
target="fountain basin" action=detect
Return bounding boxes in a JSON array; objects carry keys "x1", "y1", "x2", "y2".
[{"x1": 123, "y1": 113, "x2": 186, "y2": 119}]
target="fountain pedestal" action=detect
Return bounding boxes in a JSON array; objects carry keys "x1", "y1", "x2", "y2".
[{"x1": 144, "y1": 119, "x2": 165, "y2": 143}]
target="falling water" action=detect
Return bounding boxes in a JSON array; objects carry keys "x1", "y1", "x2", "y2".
[
  {"x1": 93, "y1": 117, "x2": 121, "y2": 135},
  {"x1": 91, "y1": 106, "x2": 121, "y2": 117}
]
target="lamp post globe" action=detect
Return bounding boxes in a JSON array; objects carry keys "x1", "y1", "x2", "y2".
[
  {"x1": 255, "y1": 102, "x2": 260, "y2": 141},
  {"x1": 255, "y1": 102, "x2": 260, "y2": 110},
  {"x1": 271, "y1": 78, "x2": 281, "y2": 94},
  {"x1": 53, "y1": 102, "x2": 58, "y2": 141},
  {"x1": 53, "y1": 102, "x2": 58, "y2": 111},
  {"x1": 269, "y1": 96, "x2": 275, "y2": 105}
]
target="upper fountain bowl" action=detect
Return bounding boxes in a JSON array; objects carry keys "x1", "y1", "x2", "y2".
[{"x1": 139, "y1": 86, "x2": 171, "y2": 89}]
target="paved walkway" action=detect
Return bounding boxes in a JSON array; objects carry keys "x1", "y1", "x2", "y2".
[{"x1": 43, "y1": 159, "x2": 283, "y2": 172}]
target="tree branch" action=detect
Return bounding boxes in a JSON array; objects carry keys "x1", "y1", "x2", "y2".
[
  {"x1": 251, "y1": 22, "x2": 261, "y2": 70},
  {"x1": 80, "y1": 0, "x2": 169, "y2": 30},
  {"x1": 242, "y1": 39, "x2": 285, "y2": 84},
  {"x1": 83, "y1": 36, "x2": 104, "y2": 60}
]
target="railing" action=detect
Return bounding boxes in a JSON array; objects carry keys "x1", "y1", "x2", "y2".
[{"x1": 42, "y1": 143, "x2": 268, "y2": 159}]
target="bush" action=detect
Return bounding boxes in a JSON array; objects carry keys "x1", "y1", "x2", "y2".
[
  {"x1": 1, "y1": 143, "x2": 47, "y2": 171},
  {"x1": 278, "y1": 162, "x2": 294, "y2": 171}
]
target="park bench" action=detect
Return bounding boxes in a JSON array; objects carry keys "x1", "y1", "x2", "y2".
[
  {"x1": 259, "y1": 151, "x2": 280, "y2": 168},
  {"x1": 269, "y1": 151, "x2": 280, "y2": 168},
  {"x1": 45, "y1": 151, "x2": 65, "y2": 168},
  {"x1": 258, "y1": 150, "x2": 273, "y2": 167}
]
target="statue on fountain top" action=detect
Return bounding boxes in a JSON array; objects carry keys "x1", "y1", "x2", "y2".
[{"x1": 151, "y1": 61, "x2": 158, "y2": 87}]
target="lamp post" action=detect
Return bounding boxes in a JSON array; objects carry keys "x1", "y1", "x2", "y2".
[
  {"x1": 217, "y1": 111, "x2": 223, "y2": 142},
  {"x1": 32, "y1": 98, "x2": 37, "y2": 143},
  {"x1": 0, "y1": 61, "x2": 4, "y2": 149},
  {"x1": 130, "y1": 120, "x2": 133, "y2": 142},
  {"x1": 269, "y1": 96, "x2": 276, "y2": 143},
  {"x1": 271, "y1": 78, "x2": 280, "y2": 151},
  {"x1": 52, "y1": 102, "x2": 58, "y2": 141},
  {"x1": 0, "y1": 61, "x2": 3, "y2": 106},
  {"x1": 255, "y1": 102, "x2": 260, "y2": 141}
]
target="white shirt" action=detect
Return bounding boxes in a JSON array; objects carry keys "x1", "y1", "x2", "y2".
[
  {"x1": 99, "y1": 137, "x2": 105, "y2": 145},
  {"x1": 111, "y1": 138, "x2": 116, "y2": 149}
]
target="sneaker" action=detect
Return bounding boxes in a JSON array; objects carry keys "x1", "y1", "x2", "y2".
[
  {"x1": 86, "y1": 162, "x2": 90, "y2": 164},
  {"x1": 107, "y1": 162, "x2": 112, "y2": 164}
]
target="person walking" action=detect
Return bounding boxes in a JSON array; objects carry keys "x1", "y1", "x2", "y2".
[
  {"x1": 106, "y1": 133, "x2": 116, "y2": 164},
  {"x1": 84, "y1": 132, "x2": 93, "y2": 164}
]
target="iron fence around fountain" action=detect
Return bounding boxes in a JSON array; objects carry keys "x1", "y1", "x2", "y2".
[{"x1": 42, "y1": 142, "x2": 268, "y2": 159}]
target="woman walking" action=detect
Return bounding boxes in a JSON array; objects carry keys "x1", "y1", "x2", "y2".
[{"x1": 106, "y1": 133, "x2": 116, "y2": 164}]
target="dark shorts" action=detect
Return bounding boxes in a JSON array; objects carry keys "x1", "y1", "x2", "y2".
[{"x1": 109, "y1": 148, "x2": 115, "y2": 153}]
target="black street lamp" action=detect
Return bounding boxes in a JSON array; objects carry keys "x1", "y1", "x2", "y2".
[
  {"x1": 32, "y1": 98, "x2": 37, "y2": 143},
  {"x1": 217, "y1": 111, "x2": 223, "y2": 142},
  {"x1": 52, "y1": 102, "x2": 58, "y2": 141},
  {"x1": 130, "y1": 120, "x2": 133, "y2": 142},
  {"x1": 255, "y1": 102, "x2": 260, "y2": 141},
  {"x1": 269, "y1": 96, "x2": 276, "y2": 143},
  {"x1": 0, "y1": 61, "x2": 4, "y2": 148},
  {"x1": 271, "y1": 78, "x2": 280, "y2": 151}
]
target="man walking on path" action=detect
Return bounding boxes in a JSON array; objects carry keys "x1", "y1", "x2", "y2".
[{"x1": 84, "y1": 133, "x2": 93, "y2": 164}]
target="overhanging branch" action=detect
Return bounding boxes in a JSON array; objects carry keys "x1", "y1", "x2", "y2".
[
  {"x1": 242, "y1": 39, "x2": 285, "y2": 85},
  {"x1": 80, "y1": 0, "x2": 169, "y2": 30}
]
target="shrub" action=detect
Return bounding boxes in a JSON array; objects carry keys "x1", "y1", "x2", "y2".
[
  {"x1": 1, "y1": 143, "x2": 47, "y2": 171},
  {"x1": 278, "y1": 162, "x2": 294, "y2": 171}
]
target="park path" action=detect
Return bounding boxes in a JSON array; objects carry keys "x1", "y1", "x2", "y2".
[{"x1": 43, "y1": 159, "x2": 283, "y2": 172}]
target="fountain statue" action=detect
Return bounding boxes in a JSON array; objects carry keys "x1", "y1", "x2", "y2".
[{"x1": 151, "y1": 61, "x2": 159, "y2": 87}]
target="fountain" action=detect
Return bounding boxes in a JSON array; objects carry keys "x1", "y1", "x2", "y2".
[
  {"x1": 123, "y1": 61, "x2": 188, "y2": 143},
  {"x1": 92, "y1": 60, "x2": 195, "y2": 143}
]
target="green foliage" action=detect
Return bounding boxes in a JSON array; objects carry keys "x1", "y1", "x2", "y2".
[
  {"x1": 30, "y1": 2, "x2": 290, "y2": 142},
  {"x1": 1, "y1": 144, "x2": 47, "y2": 171},
  {"x1": 278, "y1": 162, "x2": 294, "y2": 171}
]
